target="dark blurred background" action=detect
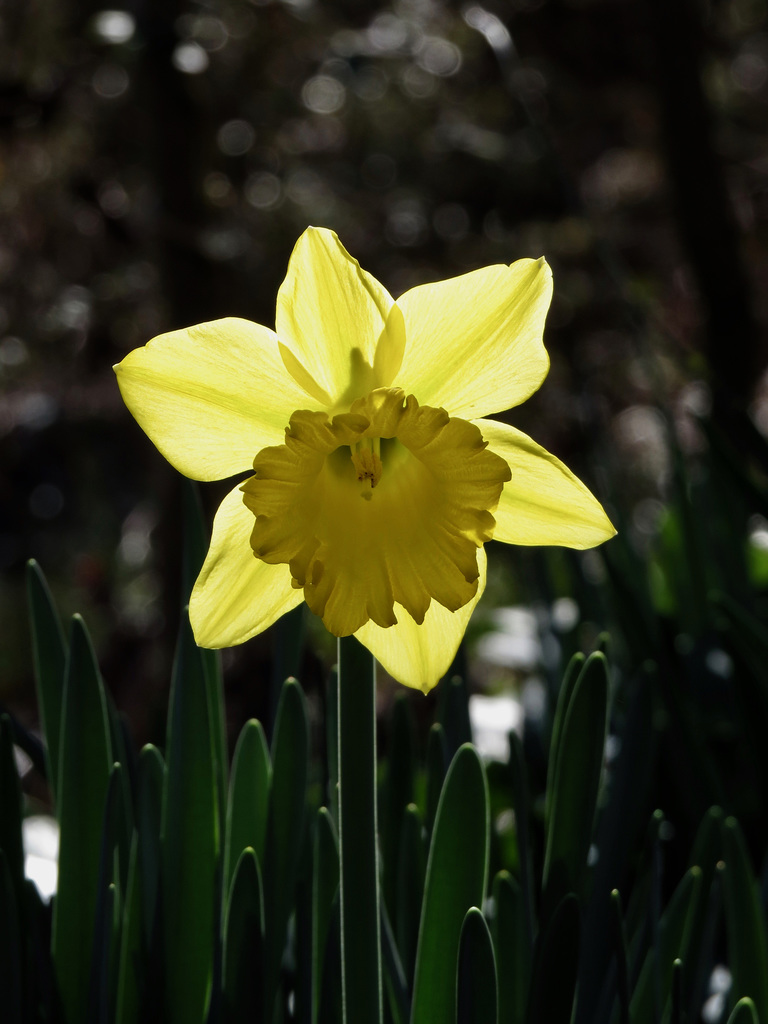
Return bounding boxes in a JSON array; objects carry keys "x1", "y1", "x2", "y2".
[{"x1": 2, "y1": 0, "x2": 768, "y2": 752}]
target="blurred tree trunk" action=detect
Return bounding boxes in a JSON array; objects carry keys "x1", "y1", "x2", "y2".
[
  {"x1": 133, "y1": 0, "x2": 221, "y2": 655},
  {"x1": 646, "y1": 0, "x2": 759, "y2": 423},
  {"x1": 134, "y1": 0, "x2": 217, "y2": 328}
]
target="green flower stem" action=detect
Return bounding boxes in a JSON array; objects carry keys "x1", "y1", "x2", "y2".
[{"x1": 337, "y1": 636, "x2": 383, "y2": 1024}]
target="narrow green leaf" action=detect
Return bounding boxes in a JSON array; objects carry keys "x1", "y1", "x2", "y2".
[
  {"x1": 629, "y1": 866, "x2": 702, "y2": 1024},
  {"x1": 115, "y1": 835, "x2": 142, "y2": 1024},
  {"x1": 438, "y1": 676, "x2": 472, "y2": 760},
  {"x1": 89, "y1": 763, "x2": 124, "y2": 1022},
  {"x1": 542, "y1": 652, "x2": 609, "y2": 921},
  {"x1": 263, "y1": 677, "x2": 309, "y2": 1021},
  {"x1": 684, "y1": 806, "x2": 723, "y2": 1017},
  {"x1": 202, "y1": 647, "x2": 227, "y2": 845},
  {"x1": 105, "y1": 707, "x2": 135, "y2": 898},
  {"x1": 544, "y1": 651, "x2": 585, "y2": 825},
  {"x1": 396, "y1": 803, "x2": 426, "y2": 991},
  {"x1": 383, "y1": 693, "x2": 415, "y2": 925},
  {"x1": 326, "y1": 667, "x2": 339, "y2": 826},
  {"x1": 161, "y1": 612, "x2": 219, "y2": 1024},
  {"x1": 26, "y1": 559, "x2": 67, "y2": 802},
  {"x1": 457, "y1": 907, "x2": 497, "y2": 1024},
  {"x1": 492, "y1": 871, "x2": 528, "y2": 1024},
  {"x1": 295, "y1": 869, "x2": 314, "y2": 1024},
  {"x1": 611, "y1": 890, "x2": 630, "y2": 1024},
  {"x1": 727, "y1": 997, "x2": 759, "y2": 1024},
  {"x1": 224, "y1": 719, "x2": 271, "y2": 894},
  {"x1": 22, "y1": 879, "x2": 56, "y2": 1022},
  {"x1": 337, "y1": 636, "x2": 382, "y2": 1024},
  {"x1": 624, "y1": 809, "x2": 665, "y2": 980},
  {"x1": 721, "y1": 816, "x2": 768, "y2": 1021},
  {"x1": 576, "y1": 667, "x2": 654, "y2": 1024},
  {"x1": 425, "y1": 723, "x2": 448, "y2": 835},
  {"x1": 526, "y1": 893, "x2": 580, "y2": 1024},
  {"x1": 0, "y1": 714, "x2": 25, "y2": 901},
  {"x1": 184, "y1": 481, "x2": 227, "y2": 857},
  {"x1": 93, "y1": 882, "x2": 117, "y2": 1024},
  {"x1": 223, "y1": 848, "x2": 264, "y2": 1024},
  {"x1": 0, "y1": 851, "x2": 22, "y2": 1024},
  {"x1": 381, "y1": 903, "x2": 409, "y2": 1024},
  {"x1": 319, "y1": 894, "x2": 342, "y2": 1024},
  {"x1": 508, "y1": 731, "x2": 535, "y2": 953},
  {"x1": 52, "y1": 614, "x2": 113, "y2": 1024},
  {"x1": 411, "y1": 744, "x2": 489, "y2": 1024},
  {"x1": 271, "y1": 605, "x2": 306, "y2": 731},
  {"x1": 313, "y1": 807, "x2": 339, "y2": 1024},
  {"x1": 137, "y1": 744, "x2": 164, "y2": 951},
  {"x1": 670, "y1": 958, "x2": 683, "y2": 1024}
]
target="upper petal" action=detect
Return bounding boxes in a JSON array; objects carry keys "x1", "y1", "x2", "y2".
[
  {"x1": 276, "y1": 227, "x2": 406, "y2": 411},
  {"x1": 115, "y1": 318, "x2": 322, "y2": 481},
  {"x1": 190, "y1": 483, "x2": 303, "y2": 647},
  {"x1": 477, "y1": 419, "x2": 616, "y2": 548},
  {"x1": 354, "y1": 548, "x2": 487, "y2": 693},
  {"x1": 396, "y1": 258, "x2": 552, "y2": 419}
]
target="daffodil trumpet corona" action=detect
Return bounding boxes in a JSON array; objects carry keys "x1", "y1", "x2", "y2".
[{"x1": 115, "y1": 227, "x2": 615, "y2": 692}]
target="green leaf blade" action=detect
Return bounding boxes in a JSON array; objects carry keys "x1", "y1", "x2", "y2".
[
  {"x1": 161, "y1": 613, "x2": 220, "y2": 1024},
  {"x1": 456, "y1": 907, "x2": 498, "y2": 1024},
  {"x1": 224, "y1": 718, "x2": 271, "y2": 894},
  {"x1": 411, "y1": 743, "x2": 489, "y2": 1024},
  {"x1": 263, "y1": 677, "x2": 309, "y2": 1021},
  {"x1": 542, "y1": 652, "x2": 609, "y2": 920},
  {"x1": 223, "y1": 848, "x2": 264, "y2": 1024},
  {"x1": 52, "y1": 615, "x2": 113, "y2": 1024},
  {"x1": 26, "y1": 560, "x2": 67, "y2": 802},
  {"x1": 721, "y1": 816, "x2": 768, "y2": 1021}
]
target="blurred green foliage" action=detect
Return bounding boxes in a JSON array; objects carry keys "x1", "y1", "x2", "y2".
[
  {"x1": 2, "y1": 0, "x2": 768, "y2": 737},
  {"x1": 9, "y1": 518, "x2": 768, "y2": 1022}
]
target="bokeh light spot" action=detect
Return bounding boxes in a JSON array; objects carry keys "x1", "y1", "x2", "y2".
[
  {"x1": 302, "y1": 75, "x2": 346, "y2": 115},
  {"x1": 172, "y1": 42, "x2": 209, "y2": 74},
  {"x1": 217, "y1": 119, "x2": 255, "y2": 156},
  {"x1": 92, "y1": 10, "x2": 136, "y2": 45},
  {"x1": 245, "y1": 172, "x2": 282, "y2": 209}
]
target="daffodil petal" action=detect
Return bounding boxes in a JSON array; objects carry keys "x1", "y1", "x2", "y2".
[
  {"x1": 355, "y1": 548, "x2": 487, "y2": 693},
  {"x1": 396, "y1": 258, "x2": 552, "y2": 419},
  {"x1": 115, "y1": 318, "x2": 321, "y2": 481},
  {"x1": 276, "y1": 227, "x2": 406, "y2": 410},
  {"x1": 477, "y1": 419, "x2": 616, "y2": 548},
  {"x1": 190, "y1": 483, "x2": 303, "y2": 647}
]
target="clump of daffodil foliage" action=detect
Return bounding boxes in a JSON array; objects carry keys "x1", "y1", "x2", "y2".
[{"x1": 115, "y1": 227, "x2": 614, "y2": 691}]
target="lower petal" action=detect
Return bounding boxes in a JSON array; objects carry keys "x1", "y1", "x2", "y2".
[
  {"x1": 190, "y1": 484, "x2": 302, "y2": 648},
  {"x1": 355, "y1": 548, "x2": 487, "y2": 693},
  {"x1": 476, "y1": 419, "x2": 616, "y2": 548}
]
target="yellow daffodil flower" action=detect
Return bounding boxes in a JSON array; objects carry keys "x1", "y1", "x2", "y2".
[{"x1": 115, "y1": 227, "x2": 615, "y2": 691}]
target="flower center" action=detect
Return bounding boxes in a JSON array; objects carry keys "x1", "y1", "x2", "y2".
[
  {"x1": 350, "y1": 438, "x2": 383, "y2": 496},
  {"x1": 241, "y1": 387, "x2": 511, "y2": 637}
]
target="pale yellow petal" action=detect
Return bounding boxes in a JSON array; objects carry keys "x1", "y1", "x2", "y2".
[
  {"x1": 477, "y1": 419, "x2": 616, "y2": 548},
  {"x1": 115, "y1": 318, "x2": 322, "y2": 481},
  {"x1": 396, "y1": 258, "x2": 552, "y2": 419},
  {"x1": 276, "y1": 227, "x2": 406, "y2": 410},
  {"x1": 355, "y1": 548, "x2": 487, "y2": 693},
  {"x1": 190, "y1": 484, "x2": 302, "y2": 647}
]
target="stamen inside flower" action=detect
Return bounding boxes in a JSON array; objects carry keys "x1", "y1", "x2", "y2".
[
  {"x1": 350, "y1": 438, "x2": 383, "y2": 496},
  {"x1": 241, "y1": 387, "x2": 511, "y2": 637}
]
